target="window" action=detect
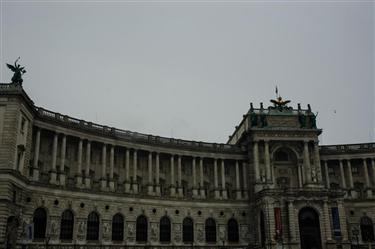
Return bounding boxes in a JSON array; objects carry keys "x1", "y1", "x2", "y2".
[
  {"x1": 60, "y1": 210, "x2": 74, "y2": 240},
  {"x1": 86, "y1": 212, "x2": 99, "y2": 241},
  {"x1": 183, "y1": 217, "x2": 194, "y2": 243},
  {"x1": 328, "y1": 166, "x2": 335, "y2": 176},
  {"x1": 159, "y1": 216, "x2": 171, "y2": 242},
  {"x1": 227, "y1": 218, "x2": 239, "y2": 242},
  {"x1": 260, "y1": 211, "x2": 266, "y2": 247},
  {"x1": 275, "y1": 150, "x2": 289, "y2": 161},
  {"x1": 205, "y1": 218, "x2": 216, "y2": 243},
  {"x1": 352, "y1": 165, "x2": 359, "y2": 175},
  {"x1": 33, "y1": 208, "x2": 47, "y2": 239},
  {"x1": 20, "y1": 117, "x2": 26, "y2": 134},
  {"x1": 112, "y1": 213, "x2": 124, "y2": 241},
  {"x1": 136, "y1": 215, "x2": 148, "y2": 242},
  {"x1": 361, "y1": 216, "x2": 375, "y2": 242}
]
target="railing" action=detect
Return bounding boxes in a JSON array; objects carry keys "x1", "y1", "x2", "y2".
[
  {"x1": 13, "y1": 244, "x2": 251, "y2": 249},
  {"x1": 320, "y1": 143, "x2": 375, "y2": 153},
  {"x1": 35, "y1": 107, "x2": 243, "y2": 153}
]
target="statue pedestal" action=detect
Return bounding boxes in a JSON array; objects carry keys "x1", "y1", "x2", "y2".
[
  {"x1": 124, "y1": 182, "x2": 131, "y2": 193},
  {"x1": 147, "y1": 185, "x2": 154, "y2": 195},
  {"x1": 192, "y1": 189, "x2": 199, "y2": 198},
  {"x1": 214, "y1": 189, "x2": 221, "y2": 199},
  {"x1": 177, "y1": 187, "x2": 183, "y2": 197},
  {"x1": 200, "y1": 189, "x2": 206, "y2": 199},
  {"x1": 132, "y1": 183, "x2": 138, "y2": 194},
  {"x1": 170, "y1": 186, "x2": 176, "y2": 197},
  {"x1": 221, "y1": 189, "x2": 228, "y2": 200},
  {"x1": 32, "y1": 168, "x2": 40, "y2": 181},
  {"x1": 84, "y1": 177, "x2": 91, "y2": 189},
  {"x1": 59, "y1": 173, "x2": 66, "y2": 186},
  {"x1": 100, "y1": 179, "x2": 107, "y2": 191},
  {"x1": 108, "y1": 180, "x2": 115, "y2": 192},
  {"x1": 155, "y1": 185, "x2": 161, "y2": 196},
  {"x1": 49, "y1": 171, "x2": 57, "y2": 185},
  {"x1": 75, "y1": 175, "x2": 83, "y2": 188},
  {"x1": 236, "y1": 190, "x2": 242, "y2": 200}
]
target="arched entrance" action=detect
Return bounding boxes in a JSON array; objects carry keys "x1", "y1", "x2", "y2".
[{"x1": 298, "y1": 207, "x2": 322, "y2": 249}]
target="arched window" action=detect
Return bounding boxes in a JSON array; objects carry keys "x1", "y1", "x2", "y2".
[
  {"x1": 227, "y1": 218, "x2": 239, "y2": 242},
  {"x1": 60, "y1": 210, "x2": 74, "y2": 240},
  {"x1": 205, "y1": 218, "x2": 216, "y2": 243},
  {"x1": 160, "y1": 216, "x2": 171, "y2": 242},
  {"x1": 33, "y1": 208, "x2": 47, "y2": 239},
  {"x1": 86, "y1": 212, "x2": 99, "y2": 241},
  {"x1": 361, "y1": 216, "x2": 375, "y2": 242},
  {"x1": 112, "y1": 213, "x2": 124, "y2": 241},
  {"x1": 275, "y1": 150, "x2": 289, "y2": 161},
  {"x1": 136, "y1": 215, "x2": 148, "y2": 242},
  {"x1": 183, "y1": 217, "x2": 194, "y2": 243}
]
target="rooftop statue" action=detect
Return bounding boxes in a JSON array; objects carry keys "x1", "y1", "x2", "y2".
[
  {"x1": 270, "y1": 86, "x2": 291, "y2": 111},
  {"x1": 6, "y1": 57, "x2": 26, "y2": 85}
]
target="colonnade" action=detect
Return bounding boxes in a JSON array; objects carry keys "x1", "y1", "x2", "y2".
[
  {"x1": 323, "y1": 158, "x2": 375, "y2": 196},
  {"x1": 31, "y1": 127, "x2": 248, "y2": 200}
]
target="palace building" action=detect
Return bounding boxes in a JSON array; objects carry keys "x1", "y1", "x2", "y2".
[{"x1": 1, "y1": 82, "x2": 375, "y2": 249}]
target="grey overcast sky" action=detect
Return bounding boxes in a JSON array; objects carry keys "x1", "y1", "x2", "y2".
[{"x1": 1, "y1": 1, "x2": 374, "y2": 145}]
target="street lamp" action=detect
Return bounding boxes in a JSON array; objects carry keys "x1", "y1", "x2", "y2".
[{"x1": 352, "y1": 227, "x2": 359, "y2": 249}]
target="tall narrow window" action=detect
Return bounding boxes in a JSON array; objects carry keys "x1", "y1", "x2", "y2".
[
  {"x1": 86, "y1": 212, "x2": 99, "y2": 241},
  {"x1": 260, "y1": 211, "x2": 266, "y2": 247},
  {"x1": 205, "y1": 218, "x2": 216, "y2": 242},
  {"x1": 361, "y1": 216, "x2": 375, "y2": 242},
  {"x1": 227, "y1": 218, "x2": 239, "y2": 242},
  {"x1": 159, "y1": 216, "x2": 171, "y2": 242},
  {"x1": 33, "y1": 208, "x2": 47, "y2": 239},
  {"x1": 136, "y1": 215, "x2": 148, "y2": 242},
  {"x1": 60, "y1": 210, "x2": 74, "y2": 240},
  {"x1": 112, "y1": 213, "x2": 124, "y2": 241},
  {"x1": 183, "y1": 217, "x2": 194, "y2": 243}
]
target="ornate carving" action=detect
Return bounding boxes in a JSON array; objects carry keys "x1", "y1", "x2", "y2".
[
  {"x1": 219, "y1": 226, "x2": 225, "y2": 240},
  {"x1": 150, "y1": 223, "x2": 158, "y2": 242},
  {"x1": 174, "y1": 223, "x2": 181, "y2": 242}
]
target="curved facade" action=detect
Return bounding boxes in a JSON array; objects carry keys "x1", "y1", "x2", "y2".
[{"x1": 1, "y1": 82, "x2": 375, "y2": 249}]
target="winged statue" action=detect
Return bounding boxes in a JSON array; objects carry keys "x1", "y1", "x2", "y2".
[
  {"x1": 6, "y1": 57, "x2": 26, "y2": 84},
  {"x1": 270, "y1": 96, "x2": 291, "y2": 107}
]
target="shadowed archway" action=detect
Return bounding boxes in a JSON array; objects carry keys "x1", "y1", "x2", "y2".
[{"x1": 298, "y1": 207, "x2": 322, "y2": 249}]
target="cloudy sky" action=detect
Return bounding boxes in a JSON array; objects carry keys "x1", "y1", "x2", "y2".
[{"x1": 1, "y1": 1, "x2": 374, "y2": 145}]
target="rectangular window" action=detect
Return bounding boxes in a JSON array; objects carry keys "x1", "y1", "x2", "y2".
[
  {"x1": 351, "y1": 166, "x2": 359, "y2": 175},
  {"x1": 331, "y1": 207, "x2": 341, "y2": 237},
  {"x1": 328, "y1": 166, "x2": 335, "y2": 176}
]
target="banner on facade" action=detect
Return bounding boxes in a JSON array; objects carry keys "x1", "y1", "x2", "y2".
[
  {"x1": 331, "y1": 207, "x2": 341, "y2": 237},
  {"x1": 274, "y1": 207, "x2": 282, "y2": 238}
]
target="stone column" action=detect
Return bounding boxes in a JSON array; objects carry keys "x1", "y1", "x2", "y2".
[
  {"x1": 214, "y1": 159, "x2": 220, "y2": 199},
  {"x1": 235, "y1": 161, "x2": 241, "y2": 200},
  {"x1": 323, "y1": 201, "x2": 332, "y2": 241},
  {"x1": 32, "y1": 128, "x2": 41, "y2": 181},
  {"x1": 155, "y1": 152, "x2": 160, "y2": 196},
  {"x1": 324, "y1": 160, "x2": 330, "y2": 189},
  {"x1": 177, "y1": 155, "x2": 183, "y2": 197},
  {"x1": 264, "y1": 140, "x2": 271, "y2": 183},
  {"x1": 346, "y1": 159, "x2": 354, "y2": 189},
  {"x1": 59, "y1": 134, "x2": 66, "y2": 186},
  {"x1": 314, "y1": 141, "x2": 322, "y2": 183},
  {"x1": 199, "y1": 158, "x2": 205, "y2": 198},
  {"x1": 100, "y1": 144, "x2": 107, "y2": 190},
  {"x1": 288, "y1": 201, "x2": 296, "y2": 242},
  {"x1": 338, "y1": 200, "x2": 348, "y2": 241},
  {"x1": 108, "y1": 145, "x2": 115, "y2": 191},
  {"x1": 75, "y1": 138, "x2": 83, "y2": 187},
  {"x1": 84, "y1": 140, "x2": 91, "y2": 188},
  {"x1": 339, "y1": 159, "x2": 346, "y2": 189},
  {"x1": 298, "y1": 164, "x2": 303, "y2": 188},
  {"x1": 221, "y1": 159, "x2": 227, "y2": 199},
  {"x1": 132, "y1": 150, "x2": 138, "y2": 193},
  {"x1": 147, "y1": 151, "x2": 153, "y2": 195},
  {"x1": 303, "y1": 141, "x2": 312, "y2": 184},
  {"x1": 124, "y1": 148, "x2": 130, "y2": 192},
  {"x1": 253, "y1": 141, "x2": 260, "y2": 182},
  {"x1": 192, "y1": 157, "x2": 198, "y2": 198},
  {"x1": 170, "y1": 155, "x2": 176, "y2": 196},
  {"x1": 363, "y1": 159, "x2": 370, "y2": 188},
  {"x1": 371, "y1": 158, "x2": 375, "y2": 187},
  {"x1": 49, "y1": 132, "x2": 58, "y2": 185},
  {"x1": 242, "y1": 162, "x2": 248, "y2": 198}
]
